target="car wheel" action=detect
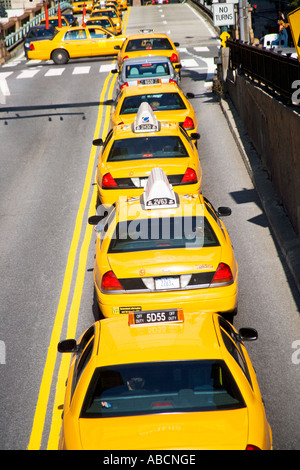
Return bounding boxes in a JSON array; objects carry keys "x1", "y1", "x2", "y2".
[{"x1": 51, "y1": 49, "x2": 69, "y2": 65}]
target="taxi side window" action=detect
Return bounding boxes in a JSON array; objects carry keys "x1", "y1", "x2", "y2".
[
  {"x1": 70, "y1": 326, "x2": 95, "y2": 401},
  {"x1": 204, "y1": 197, "x2": 226, "y2": 237},
  {"x1": 89, "y1": 28, "x2": 107, "y2": 39},
  {"x1": 64, "y1": 29, "x2": 87, "y2": 40},
  {"x1": 179, "y1": 126, "x2": 194, "y2": 151},
  {"x1": 102, "y1": 129, "x2": 114, "y2": 153},
  {"x1": 219, "y1": 317, "x2": 253, "y2": 388}
]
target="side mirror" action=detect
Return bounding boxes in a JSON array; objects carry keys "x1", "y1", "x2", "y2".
[
  {"x1": 92, "y1": 138, "x2": 103, "y2": 146},
  {"x1": 237, "y1": 328, "x2": 258, "y2": 342},
  {"x1": 186, "y1": 92, "x2": 195, "y2": 99},
  {"x1": 174, "y1": 42, "x2": 180, "y2": 47},
  {"x1": 88, "y1": 215, "x2": 103, "y2": 225},
  {"x1": 190, "y1": 132, "x2": 200, "y2": 140},
  {"x1": 217, "y1": 207, "x2": 232, "y2": 217},
  {"x1": 114, "y1": 45, "x2": 121, "y2": 50},
  {"x1": 57, "y1": 339, "x2": 77, "y2": 353},
  {"x1": 111, "y1": 68, "x2": 118, "y2": 73},
  {"x1": 175, "y1": 64, "x2": 182, "y2": 69}
]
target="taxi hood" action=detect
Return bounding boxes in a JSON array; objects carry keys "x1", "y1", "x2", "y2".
[{"x1": 78, "y1": 408, "x2": 249, "y2": 450}]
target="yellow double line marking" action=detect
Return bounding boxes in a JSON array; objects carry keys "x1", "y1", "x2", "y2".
[{"x1": 28, "y1": 8, "x2": 131, "y2": 450}]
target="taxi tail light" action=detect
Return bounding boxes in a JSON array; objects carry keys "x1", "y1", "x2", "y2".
[
  {"x1": 181, "y1": 168, "x2": 197, "y2": 184},
  {"x1": 123, "y1": 55, "x2": 129, "y2": 60},
  {"x1": 29, "y1": 43, "x2": 35, "y2": 51},
  {"x1": 246, "y1": 444, "x2": 261, "y2": 450},
  {"x1": 211, "y1": 263, "x2": 233, "y2": 285},
  {"x1": 120, "y1": 82, "x2": 128, "y2": 90},
  {"x1": 101, "y1": 271, "x2": 124, "y2": 291},
  {"x1": 102, "y1": 173, "x2": 118, "y2": 188},
  {"x1": 169, "y1": 79, "x2": 177, "y2": 84},
  {"x1": 170, "y1": 53, "x2": 178, "y2": 63},
  {"x1": 182, "y1": 116, "x2": 195, "y2": 130}
]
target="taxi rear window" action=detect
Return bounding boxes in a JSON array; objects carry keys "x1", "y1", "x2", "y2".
[
  {"x1": 107, "y1": 136, "x2": 188, "y2": 162},
  {"x1": 120, "y1": 93, "x2": 186, "y2": 114},
  {"x1": 125, "y1": 38, "x2": 173, "y2": 52},
  {"x1": 125, "y1": 62, "x2": 170, "y2": 79},
  {"x1": 81, "y1": 360, "x2": 245, "y2": 418},
  {"x1": 107, "y1": 216, "x2": 220, "y2": 253}
]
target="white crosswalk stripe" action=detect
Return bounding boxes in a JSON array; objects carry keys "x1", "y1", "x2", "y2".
[
  {"x1": 16, "y1": 69, "x2": 40, "y2": 79},
  {"x1": 72, "y1": 66, "x2": 91, "y2": 74},
  {"x1": 44, "y1": 68, "x2": 65, "y2": 76}
]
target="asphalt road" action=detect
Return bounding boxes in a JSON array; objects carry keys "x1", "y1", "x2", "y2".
[{"x1": 0, "y1": 3, "x2": 299, "y2": 450}]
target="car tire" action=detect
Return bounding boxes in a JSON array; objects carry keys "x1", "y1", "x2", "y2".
[{"x1": 51, "y1": 49, "x2": 69, "y2": 65}]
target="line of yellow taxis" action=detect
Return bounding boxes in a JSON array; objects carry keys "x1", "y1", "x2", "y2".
[{"x1": 49, "y1": 9, "x2": 273, "y2": 450}]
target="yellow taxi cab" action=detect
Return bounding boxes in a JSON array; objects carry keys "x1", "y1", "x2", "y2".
[
  {"x1": 118, "y1": 0, "x2": 127, "y2": 10},
  {"x1": 89, "y1": 7, "x2": 122, "y2": 34},
  {"x1": 110, "y1": 82, "x2": 198, "y2": 139},
  {"x1": 72, "y1": 0, "x2": 94, "y2": 14},
  {"x1": 89, "y1": 168, "x2": 238, "y2": 322},
  {"x1": 93, "y1": 103, "x2": 201, "y2": 206},
  {"x1": 57, "y1": 310, "x2": 272, "y2": 450},
  {"x1": 27, "y1": 25, "x2": 126, "y2": 64},
  {"x1": 85, "y1": 15, "x2": 118, "y2": 35},
  {"x1": 39, "y1": 16, "x2": 70, "y2": 28},
  {"x1": 115, "y1": 30, "x2": 181, "y2": 72}
]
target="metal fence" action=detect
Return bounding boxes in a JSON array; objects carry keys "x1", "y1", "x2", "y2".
[
  {"x1": 227, "y1": 38, "x2": 300, "y2": 103},
  {"x1": 4, "y1": 1, "x2": 72, "y2": 50}
]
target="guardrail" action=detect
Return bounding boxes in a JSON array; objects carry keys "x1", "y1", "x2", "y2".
[
  {"x1": 4, "y1": 1, "x2": 72, "y2": 50},
  {"x1": 227, "y1": 38, "x2": 300, "y2": 103}
]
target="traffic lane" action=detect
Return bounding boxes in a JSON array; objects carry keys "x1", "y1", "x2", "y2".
[
  {"x1": 181, "y1": 64, "x2": 300, "y2": 448},
  {"x1": 0, "y1": 63, "x2": 111, "y2": 449}
]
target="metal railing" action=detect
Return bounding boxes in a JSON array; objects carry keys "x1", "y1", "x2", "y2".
[
  {"x1": 227, "y1": 38, "x2": 300, "y2": 102},
  {"x1": 4, "y1": 1, "x2": 72, "y2": 50}
]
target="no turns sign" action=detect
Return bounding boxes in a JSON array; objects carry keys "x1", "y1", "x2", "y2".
[{"x1": 213, "y1": 3, "x2": 235, "y2": 26}]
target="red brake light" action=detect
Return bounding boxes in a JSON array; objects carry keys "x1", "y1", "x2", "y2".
[
  {"x1": 101, "y1": 271, "x2": 123, "y2": 291},
  {"x1": 170, "y1": 53, "x2": 178, "y2": 63},
  {"x1": 102, "y1": 173, "x2": 118, "y2": 188},
  {"x1": 123, "y1": 55, "x2": 129, "y2": 60},
  {"x1": 211, "y1": 263, "x2": 233, "y2": 285},
  {"x1": 169, "y1": 79, "x2": 177, "y2": 84},
  {"x1": 182, "y1": 116, "x2": 194, "y2": 130},
  {"x1": 29, "y1": 43, "x2": 35, "y2": 50},
  {"x1": 181, "y1": 168, "x2": 197, "y2": 183},
  {"x1": 246, "y1": 444, "x2": 261, "y2": 450},
  {"x1": 120, "y1": 82, "x2": 128, "y2": 90}
]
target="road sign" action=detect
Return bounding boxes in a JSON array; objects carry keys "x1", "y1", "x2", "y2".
[
  {"x1": 213, "y1": 3, "x2": 235, "y2": 27},
  {"x1": 287, "y1": 7, "x2": 300, "y2": 62}
]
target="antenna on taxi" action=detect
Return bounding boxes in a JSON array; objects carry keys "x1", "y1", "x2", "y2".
[{"x1": 141, "y1": 167, "x2": 178, "y2": 209}]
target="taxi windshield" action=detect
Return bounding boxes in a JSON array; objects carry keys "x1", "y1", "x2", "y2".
[
  {"x1": 125, "y1": 38, "x2": 173, "y2": 52},
  {"x1": 125, "y1": 62, "x2": 170, "y2": 79},
  {"x1": 120, "y1": 93, "x2": 186, "y2": 114},
  {"x1": 107, "y1": 136, "x2": 188, "y2": 162},
  {"x1": 107, "y1": 216, "x2": 220, "y2": 253},
  {"x1": 81, "y1": 360, "x2": 245, "y2": 418}
]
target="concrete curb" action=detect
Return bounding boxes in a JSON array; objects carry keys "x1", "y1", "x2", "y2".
[{"x1": 220, "y1": 95, "x2": 300, "y2": 296}]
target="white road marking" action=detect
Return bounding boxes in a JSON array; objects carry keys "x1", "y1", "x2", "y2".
[
  {"x1": 72, "y1": 66, "x2": 91, "y2": 74},
  {"x1": 99, "y1": 64, "x2": 116, "y2": 72},
  {"x1": 44, "y1": 68, "x2": 65, "y2": 76},
  {"x1": 194, "y1": 46, "x2": 209, "y2": 52},
  {"x1": 181, "y1": 58, "x2": 199, "y2": 68},
  {"x1": 16, "y1": 69, "x2": 40, "y2": 79}
]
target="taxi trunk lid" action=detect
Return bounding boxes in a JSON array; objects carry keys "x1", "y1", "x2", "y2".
[{"x1": 78, "y1": 408, "x2": 249, "y2": 450}]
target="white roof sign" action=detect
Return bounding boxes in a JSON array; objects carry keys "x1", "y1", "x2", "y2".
[
  {"x1": 133, "y1": 102, "x2": 159, "y2": 133},
  {"x1": 143, "y1": 168, "x2": 177, "y2": 209}
]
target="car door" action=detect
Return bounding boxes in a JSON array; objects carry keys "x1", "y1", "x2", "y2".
[
  {"x1": 88, "y1": 27, "x2": 123, "y2": 56},
  {"x1": 62, "y1": 28, "x2": 92, "y2": 58}
]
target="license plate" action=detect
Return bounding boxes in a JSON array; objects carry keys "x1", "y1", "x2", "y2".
[
  {"x1": 155, "y1": 277, "x2": 180, "y2": 290},
  {"x1": 131, "y1": 309, "x2": 183, "y2": 325},
  {"x1": 139, "y1": 78, "x2": 160, "y2": 85}
]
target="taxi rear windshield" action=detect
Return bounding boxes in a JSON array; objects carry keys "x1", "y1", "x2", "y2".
[
  {"x1": 81, "y1": 360, "x2": 245, "y2": 418},
  {"x1": 107, "y1": 216, "x2": 220, "y2": 253},
  {"x1": 125, "y1": 62, "x2": 171, "y2": 79},
  {"x1": 107, "y1": 136, "x2": 188, "y2": 162},
  {"x1": 125, "y1": 38, "x2": 173, "y2": 52},
  {"x1": 120, "y1": 93, "x2": 186, "y2": 115}
]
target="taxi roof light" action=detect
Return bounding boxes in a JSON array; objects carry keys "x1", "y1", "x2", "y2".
[
  {"x1": 133, "y1": 102, "x2": 159, "y2": 133},
  {"x1": 142, "y1": 167, "x2": 178, "y2": 210}
]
